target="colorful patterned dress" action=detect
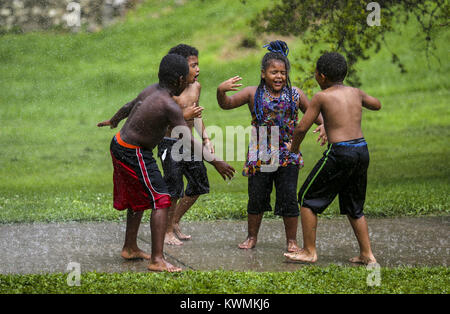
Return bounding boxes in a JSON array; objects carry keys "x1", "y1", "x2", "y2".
[{"x1": 243, "y1": 85, "x2": 304, "y2": 176}]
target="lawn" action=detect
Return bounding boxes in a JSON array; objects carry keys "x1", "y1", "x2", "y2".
[
  {"x1": 0, "y1": 0, "x2": 448, "y2": 223},
  {"x1": 0, "y1": 0, "x2": 448, "y2": 294},
  {"x1": 1, "y1": 0, "x2": 448, "y2": 223},
  {"x1": 1, "y1": 266, "x2": 448, "y2": 294}
]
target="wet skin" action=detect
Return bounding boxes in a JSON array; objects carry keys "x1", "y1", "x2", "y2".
[
  {"x1": 101, "y1": 79, "x2": 234, "y2": 272},
  {"x1": 119, "y1": 83, "x2": 187, "y2": 150},
  {"x1": 285, "y1": 70, "x2": 381, "y2": 265}
]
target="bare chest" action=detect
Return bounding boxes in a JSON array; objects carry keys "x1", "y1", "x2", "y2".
[{"x1": 173, "y1": 86, "x2": 200, "y2": 109}]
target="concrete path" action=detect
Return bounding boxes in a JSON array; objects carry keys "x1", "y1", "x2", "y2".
[{"x1": 0, "y1": 217, "x2": 448, "y2": 274}]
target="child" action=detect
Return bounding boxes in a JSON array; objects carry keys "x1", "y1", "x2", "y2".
[
  {"x1": 284, "y1": 52, "x2": 381, "y2": 265},
  {"x1": 104, "y1": 54, "x2": 234, "y2": 272},
  {"x1": 217, "y1": 40, "x2": 326, "y2": 252},
  {"x1": 157, "y1": 44, "x2": 214, "y2": 246},
  {"x1": 98, "y1": 44, "x2": 213, "y2": 246}
]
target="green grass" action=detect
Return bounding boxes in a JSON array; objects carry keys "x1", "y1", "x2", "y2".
[
  {"x1": 0, "y1": 184, "x2": 447, "y2": 223},
  {"x1": 1, "y1": 266, "x2": 448, "y2": 294},
  {"x1": 0, "y1": 0, "x2": 448, "y2": 223}
]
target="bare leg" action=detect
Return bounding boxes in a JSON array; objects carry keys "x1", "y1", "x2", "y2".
[
  {"x1": 172, "y1": 194, "x2": 200, "y2": 240},
  {"x1": 283, "y1": 216, "x2": 300, "y2": 252},
  {"x1": 148, "y1": 207, "x2": 182, "y2": 272},
  {"x1": 164, "y1": 197, "x2": 183, "y2": 246},
  {"x1": 121, "y1": 209, "x2": 151, "y2": 260},
  {"x1": 284, "y1": 207, "x2": 318, "y2": 262},
  {"x1": 239, "y1": 213, "x2": 263, "y2": 249},
  {"x1": 347, "y1": 215, "x2": 377, "y2": 265}
]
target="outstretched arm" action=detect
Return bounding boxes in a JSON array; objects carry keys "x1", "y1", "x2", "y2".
[
  {"x1": 360, "y1": 89, "x2": 381, "y2": 111},
  {"x1": 295, "y1": 87, "x2": 327, "y2": 146},
  {"x1": 290, "y1": 93, "x2": 322, "y2": 154},
  {"x1": 97, "y1": 99, "x2": 139, "y2": 128},
  {"x1": 217, "y1": 76, "x2": 253, "y2": 110},
  {"x1": 97, "y1": 85, "x2": 155, "y2": 128}
]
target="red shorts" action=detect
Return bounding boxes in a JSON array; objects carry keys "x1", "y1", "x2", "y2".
[{"x1": 110, "y1": 132, "x2": 171, "y2": 211}]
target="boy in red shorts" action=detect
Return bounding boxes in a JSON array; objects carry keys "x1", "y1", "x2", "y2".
[
  {"x1": 99, "y1": 44, "x2": 212, "y2": 246},
  {"x1": 107, "y1": 54, "x2": 234, "y2": 272}
]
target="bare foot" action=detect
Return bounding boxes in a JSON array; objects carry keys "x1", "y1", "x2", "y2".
[
  {"x1": 121, "y1": 248, "x2": 151, "y2": 260},
  {"x1": 165, "y1": 232, "x2": 183, "y2": 246},
  {"x1": 287, "y1": 240, "x2": 300, "y2": 252},
  {"x1": 147, "y1": 259, "x2": 182, "y2": 272},
  {"x1": 284, "y1": 249, "x2": 317, "y2": 263},
  {"x1": 349, "y1": 255, "x2": 377, "y2": 265},
  {"x1": 174, "y1": 224, "x2": 191, "y2": 241},
  {"x1": 238, "y1": 237, "x2": 257, "y2": 249}
]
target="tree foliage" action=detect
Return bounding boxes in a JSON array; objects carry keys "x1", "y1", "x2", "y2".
[{"x1": 249, "y1": 0, "x2": 448, "y2": 91}]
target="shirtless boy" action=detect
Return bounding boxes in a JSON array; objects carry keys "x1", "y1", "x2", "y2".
[
  {"x1": 105, "y1": 54, "x2": 234, "y2": 272},
  {"x1": 284, "y1": 52, "x2": 381, "y2": 265},
  {"x1": 99, "y1": 44, "x2": 212, "y2": 246},
  {"x1": 157, "y1": 44, "x2": 214, "y2": 246}
]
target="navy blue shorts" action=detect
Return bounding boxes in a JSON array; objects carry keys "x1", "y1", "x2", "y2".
[
  {"x1": 298, "y1": 138, "x2": 369, "y2": 219},
  {"x1": 157, "y1": 137, "x2": 210, "y2": 199}
]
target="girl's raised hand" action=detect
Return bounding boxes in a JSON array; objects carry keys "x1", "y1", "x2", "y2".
[{"x1": 219, "y1": 76, "x2": 243, "y2": 92}]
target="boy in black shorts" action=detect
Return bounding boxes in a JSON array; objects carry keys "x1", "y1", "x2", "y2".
[{"x1": 285, "y1": 52, "x2": 381, "y2": 265}]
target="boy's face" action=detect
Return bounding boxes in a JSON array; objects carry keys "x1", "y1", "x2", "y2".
[
  {"x1": 262, "y1": 60, "x2": 287, "y2": 93},
  {"x1": 186, "y1": 55, "x2": 200, "y2": 84}
]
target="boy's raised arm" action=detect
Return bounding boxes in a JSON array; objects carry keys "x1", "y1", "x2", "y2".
[
  {"x1": 290, "y1": 93, "x2": 322, "y2": 154},
  {"x1": 295, "y1": 87, "x2": 327, "y2": 145},
  {"x1": 360, "y1": 89, "x2": 381, "y2": 111},
  {"x1": 97, "y1": 98, "x2": 140, "y2": 128},
  {"x1": 97, "y1": 85, "x2": 155, "y2": 128},
  {"x1": 295, "y1": 87, "x2": 321, "y2": 123}
]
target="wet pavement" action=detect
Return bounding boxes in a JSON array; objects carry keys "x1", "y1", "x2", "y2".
[{"x1": 0, "y1": 217, "x2": 448, "y2": 274}]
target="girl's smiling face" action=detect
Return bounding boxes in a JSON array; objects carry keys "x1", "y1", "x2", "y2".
[{"x1": 261, "y1": 59, "x2": 287, "y2": 94}]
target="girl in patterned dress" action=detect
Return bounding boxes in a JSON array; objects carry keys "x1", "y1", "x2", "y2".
[{"x1": 217, "y1": 41, "x2": 326, "y2": 252}]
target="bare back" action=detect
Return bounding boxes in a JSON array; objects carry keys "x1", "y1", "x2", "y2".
[
  {"x1": 318, "y1": 85, "x2": 364, "y2": 143},
  {"x1": 120, "y1": 84, "x2": 186, "y2": 151}
]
